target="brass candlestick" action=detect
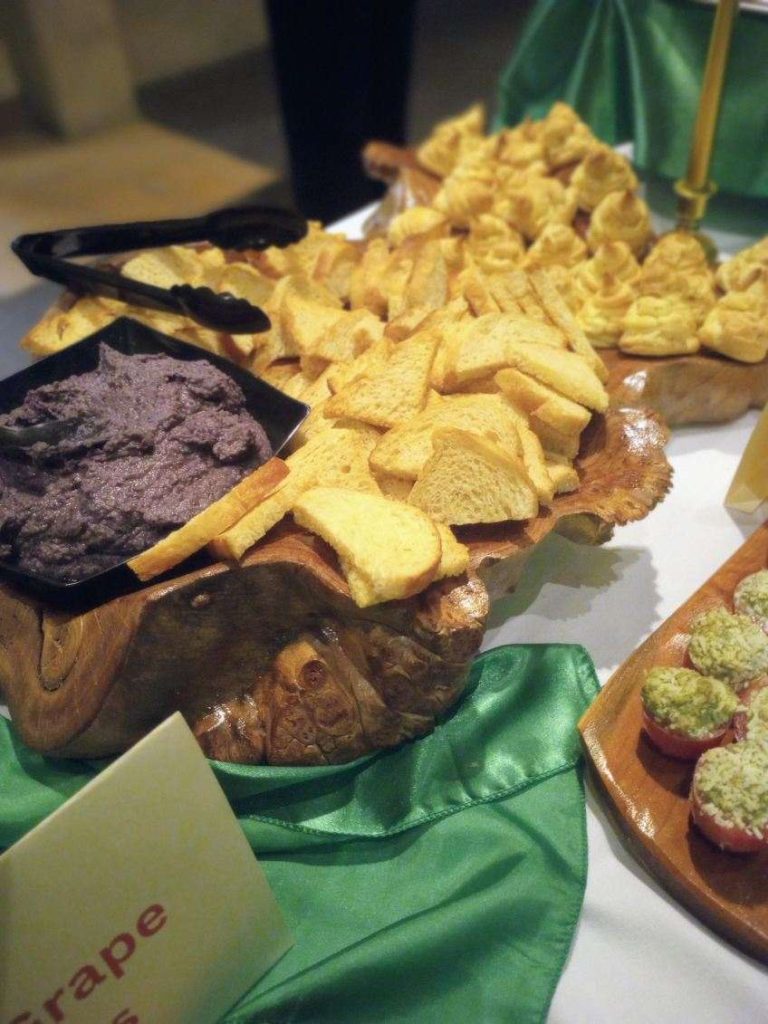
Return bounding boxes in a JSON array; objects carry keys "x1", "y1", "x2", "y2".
[{"x1": 675, "y1": 0, "x2": 740, "y2": 242}]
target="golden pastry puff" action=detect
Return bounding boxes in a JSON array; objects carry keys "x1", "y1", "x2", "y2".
[
  {"x1": 570, "y1": 145, "x2": 639, "y2": 211},
  {"x1": 416, "y1": 103, "x2": 486, "y2": 178},
  {"x1": 619, "y1": 295, "x2": 699, "y2": 356},
  {"x1": 716, "y1": 238, "x2": 768, "y2": 292},
  {"x1": 524, "y1": 223, "x2": 588, "y2": 269},
  {"x1": 433, "y1": 164, "x2": 495, "y2": 228},
  {"x1": 540, "y1": 102, "x2": 596, "y2": 169},
  {"x1": 543, "y1": 264, "x2": 585, "y2": 314},
  {"x1": 465, "y1": 215, "x2": 525, "y2": 274},
  {"x1": 643, "y1": 231, "x2": 711, "y2": 275},
  {"x1": 577, "y1": 241, "x2": 640, "y2": 294},
  {"x1": 577, "y1": 275, "x2": 636, "y2": 348},
  {"x1": 502, "y1": 177, "x2": 578, "y2": 240},
  {"x1": 497, "y1": 118, "x2": 545, "y2": 168},
  {"x1": 699, "y1": 291, "x2": 768, "y2": 363},
  {"x1": 587, "y1": 191, "x2": 653, "y2": 256},
  {"x1": 638, "y1": 265, "x2": 716, "y2": 323},
  {"x1": 387, "y1": 207, "x2": 449, "y2": 247}
]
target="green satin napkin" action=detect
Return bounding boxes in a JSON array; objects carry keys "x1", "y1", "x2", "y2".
[
  {"x1": 497, "y1": 0, "x2": 768, "y2": 199},
  {"x1": 0, "y1": 644, "x2": 599, "y2": 1024}
]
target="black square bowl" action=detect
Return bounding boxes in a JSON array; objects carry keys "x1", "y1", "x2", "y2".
[{"x1": 0, "y1": 317, "x2": 308, "y2": 606}]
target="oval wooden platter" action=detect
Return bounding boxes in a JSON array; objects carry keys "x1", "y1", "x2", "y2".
[{"x1": 579, "y1": 522, "x2": 768, "y2": 962}]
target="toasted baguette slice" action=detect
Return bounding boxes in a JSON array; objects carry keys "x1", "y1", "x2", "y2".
[
  {"x1": 293, "y1": 486, "x2": 442, "y2": 607},
  {"x1": 546, "y1": 458, "x2": 580, "y2": 494},
  {"x1": 534, "y1": 418, "x2": 581, "y2": 460},
  {"x1": 311, "y1": 308, "x2": 384, "y2": 364},
  {"x1": 517, "y1": 423, "x2": 555, "y2": 504},
  {"x1": 370, "y1": 392, "x2": 525, "y2": 480},
  {"x1": 121, "y1": 245, "x2": 205, "y2": 290},
  {"x1": 504, "y1": 341, "x2": 608, "y2": 412},
  {"x1": 210, "y1": 424, "x2": 381, "y2": 560},
  {"x1": 130, "y1": 458, "x2": 288, "y2": 581},
  {"x1": 529, "y1": 269, "x2": 608, "y2": 382},
  {"x1": 327, "y1": 338, "x2": 392, "y2": 394},
  {"x1": 444, "y1": 313, "x2": 566, "y2": 387},
  {"x1": 325, "y1": 330, "x2": 438, "y2": 428},
  {"x1": 494, "y1": 367, "x2": 591, "y2": 435},
  {"x1": 434, "y1": 523, "x2": 470, "y2": 580},
  {"x1": 409, "y1": 428, "x2": 538, "y2": 525},
  {"x1": 216, "y1": 262, "x2": 275, "y2": 306},
  {"x1": 281, "y1": 292, "x2": 345, "y2": 356}
]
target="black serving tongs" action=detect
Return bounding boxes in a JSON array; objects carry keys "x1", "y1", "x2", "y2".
[{"x1": 12, "y1": 205, "x2": 308, "y2": 334}]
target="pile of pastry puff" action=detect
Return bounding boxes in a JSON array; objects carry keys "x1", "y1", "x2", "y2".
[
  {"x1": 22, "y1": 214, "x2": 610, "y2": 607},
  {"x1": 409, "y1": 102, "x2": 768, "y2": 363},
  {"x1": 641, "y1": 570, "x2": 768, "y2": 854}
]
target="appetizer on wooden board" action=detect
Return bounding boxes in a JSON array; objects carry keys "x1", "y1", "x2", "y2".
[{"x1": 579, "y1": 523, "x2": 768, "y2": 963}]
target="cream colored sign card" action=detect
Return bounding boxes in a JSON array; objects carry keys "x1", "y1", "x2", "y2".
[{"x1": 0, "y1": 714, "x2": 293, "y2": 1024}]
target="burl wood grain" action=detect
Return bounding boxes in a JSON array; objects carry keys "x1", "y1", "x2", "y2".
[
  {"x1": 0, "y1": 408, "x2": 670, "y2": 765},
  {"x1": 579, "y1": 523, "x2": 768, "y2": 963}
]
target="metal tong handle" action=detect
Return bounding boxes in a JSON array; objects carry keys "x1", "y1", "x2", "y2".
[{"x1": 12, "y1": 206, "x2": 307, "y2": 334}]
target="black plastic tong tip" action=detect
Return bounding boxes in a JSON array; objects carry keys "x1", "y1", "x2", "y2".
[{"x1": 11, "y1": 205, "x2": 307, "y2": 335}]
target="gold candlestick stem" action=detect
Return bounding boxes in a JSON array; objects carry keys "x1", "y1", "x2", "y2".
[{"x1": 675, "y1": 0, "x2": 740, "y2": 231}]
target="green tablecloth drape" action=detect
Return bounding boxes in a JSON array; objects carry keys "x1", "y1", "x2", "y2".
[
  {"x1": 497, "y1": 0, "x2": 768, "y2": 199},
  {"x1": 0, "y1": 644, "x2": 600, "y2": 1024}
]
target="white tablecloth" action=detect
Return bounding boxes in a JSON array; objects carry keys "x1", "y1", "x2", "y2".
[{"x1": 334, "y1": 204, "x2": 768, "y2": 1020}]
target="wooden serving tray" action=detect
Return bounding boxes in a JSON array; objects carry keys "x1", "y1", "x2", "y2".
[
  {"x1": 0, "y1": 408, "x2": 671, "y2": 766},
  {"x1": 579, "y1": 522, "x2": 768, "y2": 963},
  {"x1": 603, "y1": 349, "x2": 768, "y2": 426}
]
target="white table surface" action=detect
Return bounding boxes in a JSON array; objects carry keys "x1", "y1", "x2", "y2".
[{"x1": 335, "y1": 205, "x2": 768, "y2": 1021}]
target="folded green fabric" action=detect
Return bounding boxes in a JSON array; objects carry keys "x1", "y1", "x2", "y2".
[
  {"x1": 0, "y1": 644, "x2": 599, "y2": 1024},
  {"x1": 497, "y1": 0, "x2": 768, "y2": 199}
]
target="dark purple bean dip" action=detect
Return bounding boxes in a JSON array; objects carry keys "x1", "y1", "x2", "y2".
[{"x1": 0, "y1": 345, "x2": 272, "y2": 581}]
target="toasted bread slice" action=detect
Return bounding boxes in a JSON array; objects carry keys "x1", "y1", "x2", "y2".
[
  {"x1": 121, "y1": 245, "x2": 205, "y2": 290},
  {"x1": 495, "y1": 367, "x2": 591, "y2": 435},
  {"x1": 293, "y1": 486, "x2": 442, "y2": 606},
  {"x1": 517, "y1": 423, "x2": 555, "y2": 504},
  {"x1": 409, "y1": 428, "x2": 539, "y2": 524},
  {"x1": 130, "y1": 458, "x2": 289, "y2": 581},
  {"x1": 210, "y1": 424, "x2": 381, "y2": 560},
  {"x1": 374, "y1": 473, "x2": 414, "y2": 502},
  {"x1": 529, "y1": 269, "x2": 608, "y2": 382},
  {"x1": 311, "y1": 308, "x2": 384, "y2": 364},
  {"x1": 326, "y1": 338, "x2": 393, "y2": 394},
  {"x1": 504, "y1": 341, "x2": 608, "y2": 412},
  {"x1": 216, "y1": 262, "x2": 275, "y2": 306},
  {"x1": 434, "y1": 523, "x2": 470, "y2": 580},
  {"x1": 534, "y1": 418, "x2": 581, "y2": 460},
  {"x1": 348, "y1": 237, "x2": 391, "y2": 315},
  {"x1": 260, "y1": 360, "x2": 300, "y2": 391},
  {"x1": 444, "y1": 313, "x2": 566, "y2": 387},
  {"x1": 546, "y1": 458, "x2": 580, "y2": 494},
  {"x1": 405, "y1": 239, "x2": 449, "y2": 310},
  {"x1": 370, "y1": 392, "x2": 525, "y2": 480},
  {"x1": 281, "y1": 292, "x2": 346, "y2": 356},
  {"x1": 325, "y1": 330, "x2": 438, "y2": 428}
]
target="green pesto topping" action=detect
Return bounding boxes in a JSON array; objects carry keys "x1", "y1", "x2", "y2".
[
  {"x1": 734, "y1": 570, "x2": 768, "y2": 625},
  {"x1": 688, "y1": 607, "x2": 768, "y2": 690},
  {"x1": 642, "y1": 667, "x2": 739, "y2": 738},
  {"x1": 744, "y1": 687, "x2": 768, "y2": 743},
  {"x1": 694, "y1": 741, "x2": 768, "y2": 836}
]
